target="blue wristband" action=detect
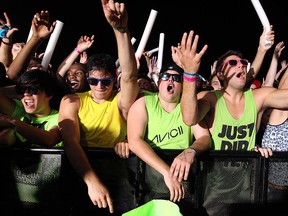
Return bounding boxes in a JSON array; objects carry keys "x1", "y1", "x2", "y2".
[{"x1": 183, "y1": 72, "x2": 198, "y2": 77}]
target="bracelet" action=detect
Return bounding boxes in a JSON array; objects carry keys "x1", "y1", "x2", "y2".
[
  {"x1": 184, "y1": 72, "x2": 198, "y2": 77},
  {"x1": 1, "y1": 40, "x2": 11, "y2": 46},
  {"x1": 183, "y1": 74, "x2": 197, "y2": 82},
  {"x1": 189, "y1": 147, "x2": 197, "y2": 155},
  {"x1": 74, "y1": 47, "x2": 82, "y2": 55},
  {"x1": 116, "y1": 26, "x2": 128, "y2": 33}
]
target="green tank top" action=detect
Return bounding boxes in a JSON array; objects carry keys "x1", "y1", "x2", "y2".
[
  {"x1": 144, "y1": 91, "x2": 192, "y2": 149},
  {"x1": 212, "y1": 89, "x2": 256, "y2": 151}
]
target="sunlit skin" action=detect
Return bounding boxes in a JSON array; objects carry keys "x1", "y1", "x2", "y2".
[{"x1": 88, "y1": 69, "x2": 115, "y2": 103}]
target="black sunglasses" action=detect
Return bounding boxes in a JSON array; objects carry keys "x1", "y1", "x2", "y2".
[
  {"x1": 159, "y1": 72, "x2": 183, "y2": 83},
  {"x1": 16, "y1": 86, "x2": 41, "y2": 95},
  {"x1": 87, "y1": 77, "x2": 115, "y2": 87}
]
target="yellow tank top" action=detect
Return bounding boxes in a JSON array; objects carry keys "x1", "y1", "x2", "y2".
[{"x1": 77, "y1": 90, "x2": 126, "y2": 148}]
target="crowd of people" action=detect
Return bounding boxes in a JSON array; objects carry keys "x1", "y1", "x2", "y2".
[{"x1": 1, "y1": 0, "x2": 288, "y2": 215}]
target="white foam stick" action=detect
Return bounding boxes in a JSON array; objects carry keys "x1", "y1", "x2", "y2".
[
  {"x1": 41, "y1": 20, "x2": 64, "y2": 71},
  {"x1": 115, "y1": 37, "x2": 137, "y2": 68},
  {"x1": 26, "y1": 14, "x2": 37, "y2": 43},
  {"x1": 135, "y1": 9, "x2": 158, "y2": 59},
  {"x1": 157, "y1": 33, "x2": 165, "y2": 71},
  {"x1": 147, "y1": 47, "x2": 159, "y2": 55},
  {"x1": 131, "y1": 37, "x2": 137, "y2": 45},
  {"x1": 26, "y1": 26, "x2": 33, "y2": 43},
  {"x1": 250, "y1": 0, "x2": 271, "y2": 45},
  {"x1": 247, "y1": 62, "x2": 251, "y2": 73},
  {"x1": 151, "y1": 72, "x2": 159, "y2": 87}
]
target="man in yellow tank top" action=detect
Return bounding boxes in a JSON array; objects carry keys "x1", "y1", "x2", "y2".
[{"x1": 58, "y1": 0, "x2": 138, "y2": 214}]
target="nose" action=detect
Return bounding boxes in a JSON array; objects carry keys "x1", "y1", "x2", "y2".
[{"x1": 168, "y1": 76, "x2": 174, "y2": 82}]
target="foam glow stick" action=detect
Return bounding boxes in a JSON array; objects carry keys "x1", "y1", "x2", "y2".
[
  {"x1": 157, "y1": 33, "x2": 165, "y2": 71},
  {"x1": 41, "y1": 20, "x2": 64, "y2": 71},
  {"x1": 147, "y1": 47, "x2": 159, "y2": 55},
  {"x1": 131, "y1": 37, "x2": 137, "y2": 45},
  {"x1": 135, "y1": 9, "x2": 158, "y2": 59},
  {"x1": 250, "y1": 0, "x2": 271, "y2": 45},
  {"x1": 115, "y1": 37, "x2": 137, "y2": 68},
  {"x1": 26, "y1": 26, "x2": 33, "y2": 43}
]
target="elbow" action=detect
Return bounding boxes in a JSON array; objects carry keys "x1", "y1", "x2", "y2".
[{"x1": 182, "y1": 117, "x2": 197, "y2": 127}]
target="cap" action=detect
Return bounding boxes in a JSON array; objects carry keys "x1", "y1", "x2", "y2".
[{"x1": 160, "y1": 63, "x2": 184, "y2": 75}]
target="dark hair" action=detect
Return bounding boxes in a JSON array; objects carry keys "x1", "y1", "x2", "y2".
[
  {"x1": 86, "y1": 53, "x2": 116, "y2": 77},
  {"x1": 216, "y1": 50, "x2": 243, "y2": 73},
  {"x1": 137, "y1": 73, "x2": 152, "y2": 82},
  {"x1": 16, "y1": 69, "x2": 57, "y2": 96},
  {"x1": 160, "y1": 62, "x2": 184, "y2": 75}
]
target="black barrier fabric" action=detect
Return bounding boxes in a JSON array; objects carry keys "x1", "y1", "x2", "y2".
[{"x1": 1, "y1": 149, "x2": 288, "y2": 216}]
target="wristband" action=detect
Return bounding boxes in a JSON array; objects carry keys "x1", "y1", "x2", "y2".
[
  {"x1": 74, "y1": 47, "x2": 82, "y2": 55},
  {"x1": 189, "y1": 147, "x2": 197, "y2": 155},
  {"x1": 184, "y1": 72, "x2": 198, "y2": 77},
  {"x1": 183, "y1": 74, "x2": 197, "y2": 82},
  {"x1": 1, "y1": 40, "x2": 11, "y2": 46},
  {"x1": 116, "y1": 26, "x2": 128, "y2": 33}
]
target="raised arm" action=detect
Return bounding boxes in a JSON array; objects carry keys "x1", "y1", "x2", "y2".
[
  {"x1": 263, "y1": 41, "x2": 285, "y2": 87},
  {"x1": 57, "y1": 35, "x2": 94, "y2": 77},
  {"x1": 6, "y1": 10, "x2": 56, "y2": 81},
  {"x1": 102, "y1": 0, "x2": 138, "y2": 119},
  {"x1": 246, "y1": 25, "x2": 275, "y2": 85},
  {"x1": 0, "y1": 12, "x2": 18, "y2": 71},
  {"x1": 175, "y1": 31, "x2": 208, "y2": 126}
]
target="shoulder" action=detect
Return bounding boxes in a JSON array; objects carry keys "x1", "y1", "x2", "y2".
[
  {"x1": 252, "y1": 86, "x2": 277, "y2": 99},
  {"x1": 61, "y1": 93, "x2": 80, "y2": 103}
]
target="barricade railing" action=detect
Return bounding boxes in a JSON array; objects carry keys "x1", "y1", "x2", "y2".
[{"x1": 1, "y1": 147, "x2": 288, "y2": 215}]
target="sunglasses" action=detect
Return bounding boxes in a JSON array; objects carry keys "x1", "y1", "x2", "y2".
[
  {"x1": 16, "y1": 86, "x2": 41, "y2": 95},
  {"x1": 87, "y1": 77, "x2": 115, "y2": 87},
  {"x1": 159, "y1": 72, "x2": 183, "y2": 83},
  {"x1": 221, "y1": 59, "x2": 249, "y2": 72}
]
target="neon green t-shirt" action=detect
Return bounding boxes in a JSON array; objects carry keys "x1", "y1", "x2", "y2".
[{"x1": 11, "y1": 99, "x2": 62, "y2": 147}]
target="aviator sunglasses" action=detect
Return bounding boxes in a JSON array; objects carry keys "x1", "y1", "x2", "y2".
[
  {"x1": 87, "y1": 77, "x2": 115, "y2": 87},
  {"x1": 221, "y1": 59, "x2": 249, "y2": 72},
  {"x1": 159, "y1": 72, "x2": 183, "y2": 83},
  {"x1": 16, "y1": 86, "x2": 41, "y2": 95}
]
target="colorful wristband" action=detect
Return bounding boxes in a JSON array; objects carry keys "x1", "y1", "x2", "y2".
[
  {"x1": 74, "y1": 47, "x2": 82, "y2": 55},
  {"x1": 183, "y1": 74, "x2": 197, "y2": 82},
  {"x1": 184, "y1": 72, "x2": 198, "y2": 77}
]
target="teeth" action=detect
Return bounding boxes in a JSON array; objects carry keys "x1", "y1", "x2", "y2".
[
  {"x1": 70, "y1": 81, "x2": 78, "y2": 84},
  {"x1": 24, "y1": 99, "x2": 33, "y2": 103}
]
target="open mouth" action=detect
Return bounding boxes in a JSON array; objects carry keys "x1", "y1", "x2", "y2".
[
  {"x1": 24, "y1": 99, "x2": 34, "y2": 106},
  {"x1": 236, "y1": 72, "x2": 244, "y2": 78},
  {"x1": 167, "y1": 84, "x2": 173, "y2": 92},
  {"x1": 70, "y1": 80, "x2": 78, "y2": 87}
]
